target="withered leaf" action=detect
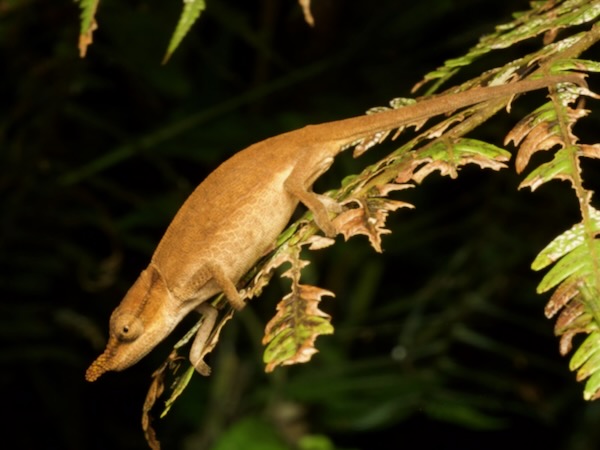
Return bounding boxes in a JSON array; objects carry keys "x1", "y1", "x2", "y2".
[
  {"x1": 263, "y1": 283, "x2": 334, "y2": 372},
  {"x1": 559, "y1": 330, "x2": 579, "y2": 358},
  {"x1": 507, "y1": 106, "x2": 588, "y2": 173},
  {"x1": 554, "y1": 300, "x2": 587, "y2": 336},
  {"x1": 142, "y1": 351, "x2": 179, "y2": 450},
  {"x1": 513, "y1": 123, "x2": 563, "y2": 174},
  {"x1": 333, "y1": 197, "x2": 413, "y2": 253},
  {"x1": 544, "y1": 277, "x2": 581, "y2": 318},
  {"x1": 261, "y1": 244, "x2": 334, "y2": 372},
  {"x1": 298, "y1": 0, "x2": 314, "y2": 26},
  {"x1": 579, "y1": 144, "x2": 600, "y2": 159},
  {"x1": 140, "y1": 305, "x2": 234, "y2": 449}
]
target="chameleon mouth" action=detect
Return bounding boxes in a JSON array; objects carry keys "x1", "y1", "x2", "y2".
[{"x1": 85, "y1": 337, "x2": 150, "y2": 381}]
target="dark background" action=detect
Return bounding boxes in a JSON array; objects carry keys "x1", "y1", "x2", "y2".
[{"x1": 2, "y1": 0, "x2": 600, "y2": 449}]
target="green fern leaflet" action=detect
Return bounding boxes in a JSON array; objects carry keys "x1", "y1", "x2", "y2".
[{"x1": 164, "y1": 0, "x2": 206, "y2": 63}]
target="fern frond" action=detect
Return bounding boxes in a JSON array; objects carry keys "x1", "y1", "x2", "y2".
[
  {"x1": 506, "y1": 79, "x2": 596, "y2": 189},
  {"x1": 333, "y1": 196, "x2": 413, "y2": 253},
  {"x1": 507, "y1": 58, "x2": 600, "y2": 399},
  {"x1": 260, "y1": 241, "x2": 335, "y2": 372},
  {"x1": 532, "y1": 208, "x2": 600, "y2": 400},
  {"x1": 163, "y1": 0, "x2": 206, "y2": 63},
  {"x1": 415, "y1": 0, "x2": 600, "y2": 92},
  {"x1": 411, "y1": 139, "x2": 511, "y2": 183},
  {"x1": 75, "y1": 0, "x2": 100, "y2": 57}
]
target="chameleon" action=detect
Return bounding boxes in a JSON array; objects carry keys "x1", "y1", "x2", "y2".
[{"x1": 85, "y1": 73, "x2": 584, "y2": 382}]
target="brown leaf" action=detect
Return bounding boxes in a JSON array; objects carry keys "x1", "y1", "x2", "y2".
[
  {"x1": 514, "y1": 122, "x2": 563, "y2": 174},
  {"x1": 245, "y1": 230, "x2": 327, "y2": 304},
  {"x1": 353, "y1": 130, "x2": 392, "y2": 157},
  {"x1": 305, "y1": 235, "x2": 336, "y2": 250},
  {"x1": 243, "y1": 248, "x2": 294, "y2": 302},
  {"x1": 333, "y1": 197, "x2": 413, "y2": 253},
  {"x1": 139, "y1": 305, "x2": 233, "y2": 449},
  {"x1": 423, "y1": 113, "x2": 469, "y2": 139},
  {"x1": 78, "y1": 18, "x2": 98, "y2": 57},
  {"x1": 412, "y1": 159, "x2": 457, "y2": 182},
  {"x1": 579, "y1": 144, "x2": 600, "y2": 159},
  {"x1": 504, "y1": 105, "x2": 548, "y2": 148},
  {"x1": 298, "y1": 0, "x2": 314, "y2": 26},
  {"x1": 544, "y1": 277, "x2": 580, "y2": 318},
  {"x1": 553, "y1": 301, "x2": 591, "y2": 357},
  {"x1": 559, "y1": 330, "x2": 578, "y2": 357},
  {"x1": 411, "y1": 155, "x2": 507, "y2": 183},
  {"x1": 554, "y1": 300, "x2": 586, "y2": 333},
  {"x1": 392, "y1": 153, "x2": 421, "y2": 184},
  {"x1": 142, "y1": 352, "x2": 180, "y2": 450},
  {"x1": 376, "y1": 183, "x2": 414, "y2": 196},
  {"x1": 507, "y1": 105, "x2": 588, "y2": 173}
]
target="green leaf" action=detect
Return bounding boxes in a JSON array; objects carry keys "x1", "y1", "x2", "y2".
[
  {"x1": 160, "y1": 366, "x2": 195, "y2": 418},
  {"x1": 212, "y1": 417, "x2": 288, "y2": 450},
  {"x1": 519, "y1": 147, "x2": 577, "y2": 192},
  {"x1": 569, "y1": 331, "x2": 600, "y2": 371},
  {"x1": 584, "y1": 369, "x2": 600, "y2": 400},
  {"x1": 298, "y1": 434, "x2": 336, "y2": 450},
  {"x1": 551, "y1": 58, "x2": 600, "y2": 74},
  {"x1": 412, "y1": 138, "x2": 510, "y2": 183},
  {"x1": 76, "y1": 0, "x2": 100, "y2": 57},
  {"x1": 416, "y1": 2, "x2": 600, "y2": 90},
  {"x1": 453, "y1": 139, "x2": 512, "y2": 160},
  {"x1": 536, "y1": 241, "x2": 598, "y2": 294},
  {"x1": 532, "y1": 207, "x2": 600, "y2": 271},
  {"x1": 77, "y1": 0, "x2": 97, "y2": 35},
  {"x1": 163, "y1": 0, "x2": 206, "y2": 63},
  {"x1": 420, "y1": 138, "x2": 510, "y2": 163},
  {"x1": 575, "y1": 347, "x2": 600, "y2": 381}
]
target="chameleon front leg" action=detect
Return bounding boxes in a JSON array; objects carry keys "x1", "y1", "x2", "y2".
[
  {"x1": 187, "y1": 264, "x2": 246, "y2": 374},
  {"x1": 189, "y1": 303, "x2": 219, "y2": 375},
  {"x1": 182, "y1": 261, "x2": 246, "y2": 310},
  {"x1": 284, "y1": 155, "x2": 342, "y2": 237},
  {"x1": 204, "y1": 261, "x2": 246, "y2": 310}
]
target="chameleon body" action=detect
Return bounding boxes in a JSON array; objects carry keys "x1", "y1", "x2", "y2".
[{"x1": 85, "y1": 74, "x2": 583, "y2": 381}]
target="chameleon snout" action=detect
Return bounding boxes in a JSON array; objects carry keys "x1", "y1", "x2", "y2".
[
  {"x1": 86, "y1": 343, "x2": 119, "y2": 382},
  {"x1": 85, "y1": 333, "x2": 154, "y2": 381},
  {"x1": 85, "y1": 355, "x2": 109, "y2": 382}
]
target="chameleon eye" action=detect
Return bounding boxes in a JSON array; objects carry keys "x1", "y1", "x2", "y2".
[{"x1": 111, "y1": 313, "x2": 143, "y2": 342}]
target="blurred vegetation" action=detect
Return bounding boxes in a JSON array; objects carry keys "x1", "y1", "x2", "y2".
[{"x1": 2, "y1": 0, "x2": 600, "y2": 449}]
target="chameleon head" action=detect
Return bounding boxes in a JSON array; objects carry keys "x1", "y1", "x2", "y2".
[
  {"x1": 85, "y1": 266, "x2": 180, "y2": 382},
  {"x1": 85, "y1": 311, "x2": 145, "y2": 381}
]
